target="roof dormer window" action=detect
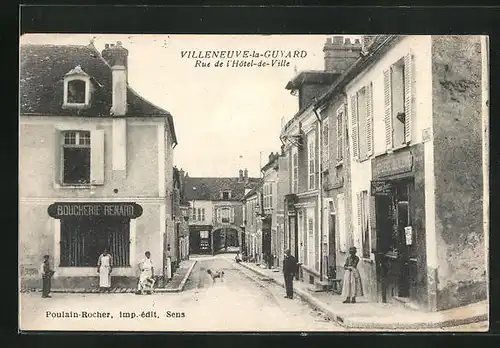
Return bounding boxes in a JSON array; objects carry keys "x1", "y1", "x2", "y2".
[{"x1": 63, "y1": 65, "x2": 92, "y2": 109}]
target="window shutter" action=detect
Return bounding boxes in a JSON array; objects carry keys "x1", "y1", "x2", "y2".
[
  {"x1": 54, "y1": 129, "x2": 62, "y2": 184},
  {"x1": 404, "y1": 53, "x2": 413, "y2": 144},
  {"x1": 384, "y1": 68, "x2": 393, "y2": 150},
  {"x1": 366, "y1": 83, "x2": 374, "y2": 156},
  {"x1": 350, "y1": 95, "x2": 359, "y2": 160},
  {"x1": 216, "y1": 208, "x2": 221, "y2": 223},
  {"x1": 90, "y1": 129, "x2": 105, "y2": 185},
  {"x1": 230, "y1": 207, "x2": 234, "y2": 223},
  {"x1": 356, "y1": 192, "x2": 362, "y2": 227},
  {"x1": 337, "y1": 112, "x2": 343, "y2": 161}
]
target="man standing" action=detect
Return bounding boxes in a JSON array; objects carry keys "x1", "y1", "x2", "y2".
[
  {"x1": 282, "y1": 249, "x2": 297, "y2": 299},
  {"x1": 40, "y1": 255, "x2": 54, "y2": 298}
]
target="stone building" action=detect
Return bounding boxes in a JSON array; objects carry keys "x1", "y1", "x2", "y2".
[
  {"x1": 295, "y1": 35, "x2": 488, "y2": 311},
  {"x1": 19, "y1": 41, "x2": 178, "y2": 289},
  {"x1": 183, "y1": 170, "x2": 259, "y2": 255}
]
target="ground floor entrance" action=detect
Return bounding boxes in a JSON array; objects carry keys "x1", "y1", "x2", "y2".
[{"x1": 375, "y1": 178, "x2": 416, "y2": 303}]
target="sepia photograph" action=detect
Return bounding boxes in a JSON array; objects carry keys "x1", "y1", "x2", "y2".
[{"x1": 19, "y1": 33, "x2": 489, "y2": 332}]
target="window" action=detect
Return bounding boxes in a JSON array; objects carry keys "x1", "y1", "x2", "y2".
[
  {"x1": 57, "y1": 129, "x2": 104, "y2": 186},
  {"x1": 218, "y1": 207, "x2": 234, "y2": 223},
  {"x1": 67, "y1": 80, "x2": 86, "y2": 104},
  {"x1": 384, "y1": 54, "x2": 413, "y2": 150},
  {"x1": 336, "y1": 108, "x2": 344, "y2": 162},
  {"x1": 357, "y1": 190, "x2": 371, "y2": 258},
  {"x1": 351, "y1": 83, "x2": 374, "y2": 161},
  {"x1": 322, "y1": 118, "x2": 329, "y2": 168},
  {"x1": 195, "y1": 208, "x2": 205, "y2": 221},
  {"x1": 307, "y1": 133, "x2": 316, "y2": 190},
  {"x1": 291, "y1": 148, "x2": 298, "y2": 193},
  {"x1": 263, "y1": 182, "x2": 274, "y2": 210},
  {"x1": 221, "y1": 191, "x2": 231, "y2": 200},
  {"x1": 337, "y1": 194, "x2": 347, "y2": 252},
  {"x1": 62, "y1": 130, "x2": 91, "y2": 185},
  {"x1": 60, "y1": 217, "x2": 130, "y2": 267}
]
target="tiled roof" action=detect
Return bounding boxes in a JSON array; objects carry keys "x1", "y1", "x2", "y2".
[
  {"x1": 19, "y1": 43, "x2": 178, "y2": 144},
  {"x1": 184, "y1": 177, "x2": 260, "y2": 201},
  {"x1": 243, "y1": 180, "x2": 263, "y2": 200}
]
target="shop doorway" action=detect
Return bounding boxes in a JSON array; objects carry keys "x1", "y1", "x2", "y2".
[{"x1": 375, "y1": 179, "x2": 413, "y2": 302}]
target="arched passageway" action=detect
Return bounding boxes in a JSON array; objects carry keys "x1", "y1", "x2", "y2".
[{"x1": 212, "y1": 227, "x2": 240, "y2": 254}]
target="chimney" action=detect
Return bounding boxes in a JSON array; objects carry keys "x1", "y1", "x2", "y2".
[
  {"x1": 269, "y1": 152, "x2": 274, "y2": 163},
  {"x1": 280, "y1": 145, "x2": 285, "y2": 156},
  {"x1": 102, "y1": 41, "x2": 129, "y2": 116},
  {"x1": 361, "y1": 35, "x2": 375, "y2": 54},
  {"x1": 244, "y1": 169, "x2": 248, "y2": 182},
  {"x1": 239, "y1": 169, "x2": 244, "y2": 182},
  {"x1": 323, "y1": 36, "x2": 362, "y2": 74}
]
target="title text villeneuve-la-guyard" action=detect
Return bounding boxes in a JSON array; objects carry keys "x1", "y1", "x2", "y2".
[{"x1": 181, "y1": 49, "x2": 308, "y2": 68}]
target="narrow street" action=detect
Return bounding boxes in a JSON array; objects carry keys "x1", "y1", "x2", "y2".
[{"x1": 20, "y1": 254, "x2": 342, "y2": 332}]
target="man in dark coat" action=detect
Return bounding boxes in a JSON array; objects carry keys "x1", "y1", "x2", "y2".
[
  {"x1": 40, "y1": 255, "x2": 54, "y2": 298},
  {"x1": 282, "y1": 249, "x2": 298, "y2": 299}
]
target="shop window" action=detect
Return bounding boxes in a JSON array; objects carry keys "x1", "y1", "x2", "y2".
[{"x1": 60, "y1": 217, "x2": 130, "y2": 267}]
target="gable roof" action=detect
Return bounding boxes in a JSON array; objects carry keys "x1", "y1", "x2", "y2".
[
  {"x1": 19, "y1": 43, "x2": 178, "y2": 145},
  {"x1": 184, "y1": 177, "x2": 260, "y2": 201}
]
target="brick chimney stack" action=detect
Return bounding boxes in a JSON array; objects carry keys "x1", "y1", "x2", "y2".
[
  {"x1": 102, "y1": 41, "x2": 129, "y2": 116},
  {"x1": 323, "y1": 36, "x2": 362, "y2": 74},
  {"x1": 244, "y1": 168, "x2": 248, "y2": 183},
  {"x1": 239, "y1": 169, "x2": 244, "y2": 182}
]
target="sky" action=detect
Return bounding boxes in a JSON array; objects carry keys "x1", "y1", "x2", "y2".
[{"x1": 20, "y1": 34, "x2": 360, "y2": 178}]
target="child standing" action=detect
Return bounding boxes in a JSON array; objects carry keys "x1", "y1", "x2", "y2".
[{"x1": 341, "y1": 247, "x2": 364, "y2": 304}]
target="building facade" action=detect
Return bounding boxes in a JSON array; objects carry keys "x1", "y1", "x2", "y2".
[
  {"x1": 19, "y1": 41, "x2": 178, "y2": 289},
  {"x1": 172, "y1": 167, "x2": 190, "y2": 266},
  {"x1": 184, "y1": 170, "x2": 259, "y2": 254},
  {"x1": 242, "y1": 183, "x2": 263, "y2": 263}
]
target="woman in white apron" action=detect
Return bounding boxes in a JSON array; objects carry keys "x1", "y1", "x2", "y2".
[
  {"x1": 97, "y1": 249, "x2": 113, "y2": 292},
  {"x1": 137, "y1": 251, "x2": 154, "y2": 294}
]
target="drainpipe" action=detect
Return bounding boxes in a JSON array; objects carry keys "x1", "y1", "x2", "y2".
[{"x1": 313, "y1": 106, "x2": 324, "y2": 282}]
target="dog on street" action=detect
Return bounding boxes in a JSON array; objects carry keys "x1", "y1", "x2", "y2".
[{"x1": 206, "y1": 269, "x2": 224, "y2": 284}]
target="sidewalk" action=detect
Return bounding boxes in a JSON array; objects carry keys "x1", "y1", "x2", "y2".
[
  {"x1": 237, "y1": 261, "x2": 488, "y2": 330},
  {"x1": 21, "y1": 259, "x2": 197, "y2": 294},
  {"x1": 156, "y1": 259, "x2": 197, "y2": 293}
]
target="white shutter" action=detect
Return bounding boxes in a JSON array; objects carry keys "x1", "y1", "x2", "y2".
[
  {"x1": 54, "y1": 129, "x2": 62, "y2": 184},
  {"x1": 350, "y1": 95, "x2": 359, "y2": 160},
  {"x1": 90, "y1": 129, "x2": 105, "y2": 185},
  {"x1": 384, "y1": 68, "x2": 393, "y2": 150},
  {"x1": 230, "y1": 207, "x2": 234, "y2": 223},
  {"x1": 337, "y1": 194, "x2": 346, "y2": 252},
  {"x1": 404, "y1": 53, "x2": 413, "y2": 144},
  {"x1": 366, "y1": 83, "x2": 374, "y2": 156},
  {"x1": 216, "y1": 208, "x2": 221, "y2": 223}
]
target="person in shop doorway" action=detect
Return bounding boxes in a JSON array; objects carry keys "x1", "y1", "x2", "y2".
[
  {"x1": 341, "y1": 247, "x2": 364, "y2": 304},
  {"x1": 40, "y1": 254, "x2": 54, "y2": 298},
  {"x1": 165, "y1": 244, "x2": 172, "y2": 282},
  {"x1": 97, "y1": 248, "x2": 113, "y2": 292},
  {"x1": 282, "y1": 249, "x2": 297, "y2": 299},
  {"x1": 136, "y1": 251, "x2": 155, "y2": 295}
]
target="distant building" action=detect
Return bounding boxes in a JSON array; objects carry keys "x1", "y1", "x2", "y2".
[
  {"x1": 183, "y1": 169, "x2": 259, "y2": 254},
  {"x1": 19, "y1": 41, "x2": 178, "y2": 289}
]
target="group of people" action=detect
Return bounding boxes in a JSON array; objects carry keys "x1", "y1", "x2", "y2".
[
  {"x1": 281, "y1": 246, "x2": 363, "y2": 304},
  {"x1": 38, "y1": 248, "x2": 173, "y2": 297}
]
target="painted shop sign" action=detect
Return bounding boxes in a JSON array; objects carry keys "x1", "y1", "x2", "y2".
[
  {"x1": 371, "y1": 180, "x2": 392, "y2": 196},
  {"x1": 48, "y1": 202, "x2": 143, "y2": 219},
  {"x1": 373, "y1": 152, "x2": 413, "y2": 178}
]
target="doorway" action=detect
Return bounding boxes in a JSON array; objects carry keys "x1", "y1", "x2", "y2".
[{"x1": 375, "y1": 178, "x2": 413, "y2": 302}]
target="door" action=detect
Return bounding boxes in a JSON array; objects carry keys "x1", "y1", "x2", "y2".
[
  {"x1": 328, "y1": 212, "x2": 336, "y2": 278},
  {"x1": 395, "y1": 182, "x2": 411, "y2": 298},
  {"x1": 307, "y1": 208, "x2": 315, "y2": 270},
  {"x1": 375, "y1": 195, "x2": 393, "y2": 303}
]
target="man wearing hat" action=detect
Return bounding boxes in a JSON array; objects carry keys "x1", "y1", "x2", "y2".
[
  {"x1": 341, "y1": 246, "x2": 364, "y2": 303},
  {"x1": 282, "y1": 249, "x2": 298, "y2": 299},
  {"x1": 40, "y1": 254, "x2": 55, "y2": 298}
]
